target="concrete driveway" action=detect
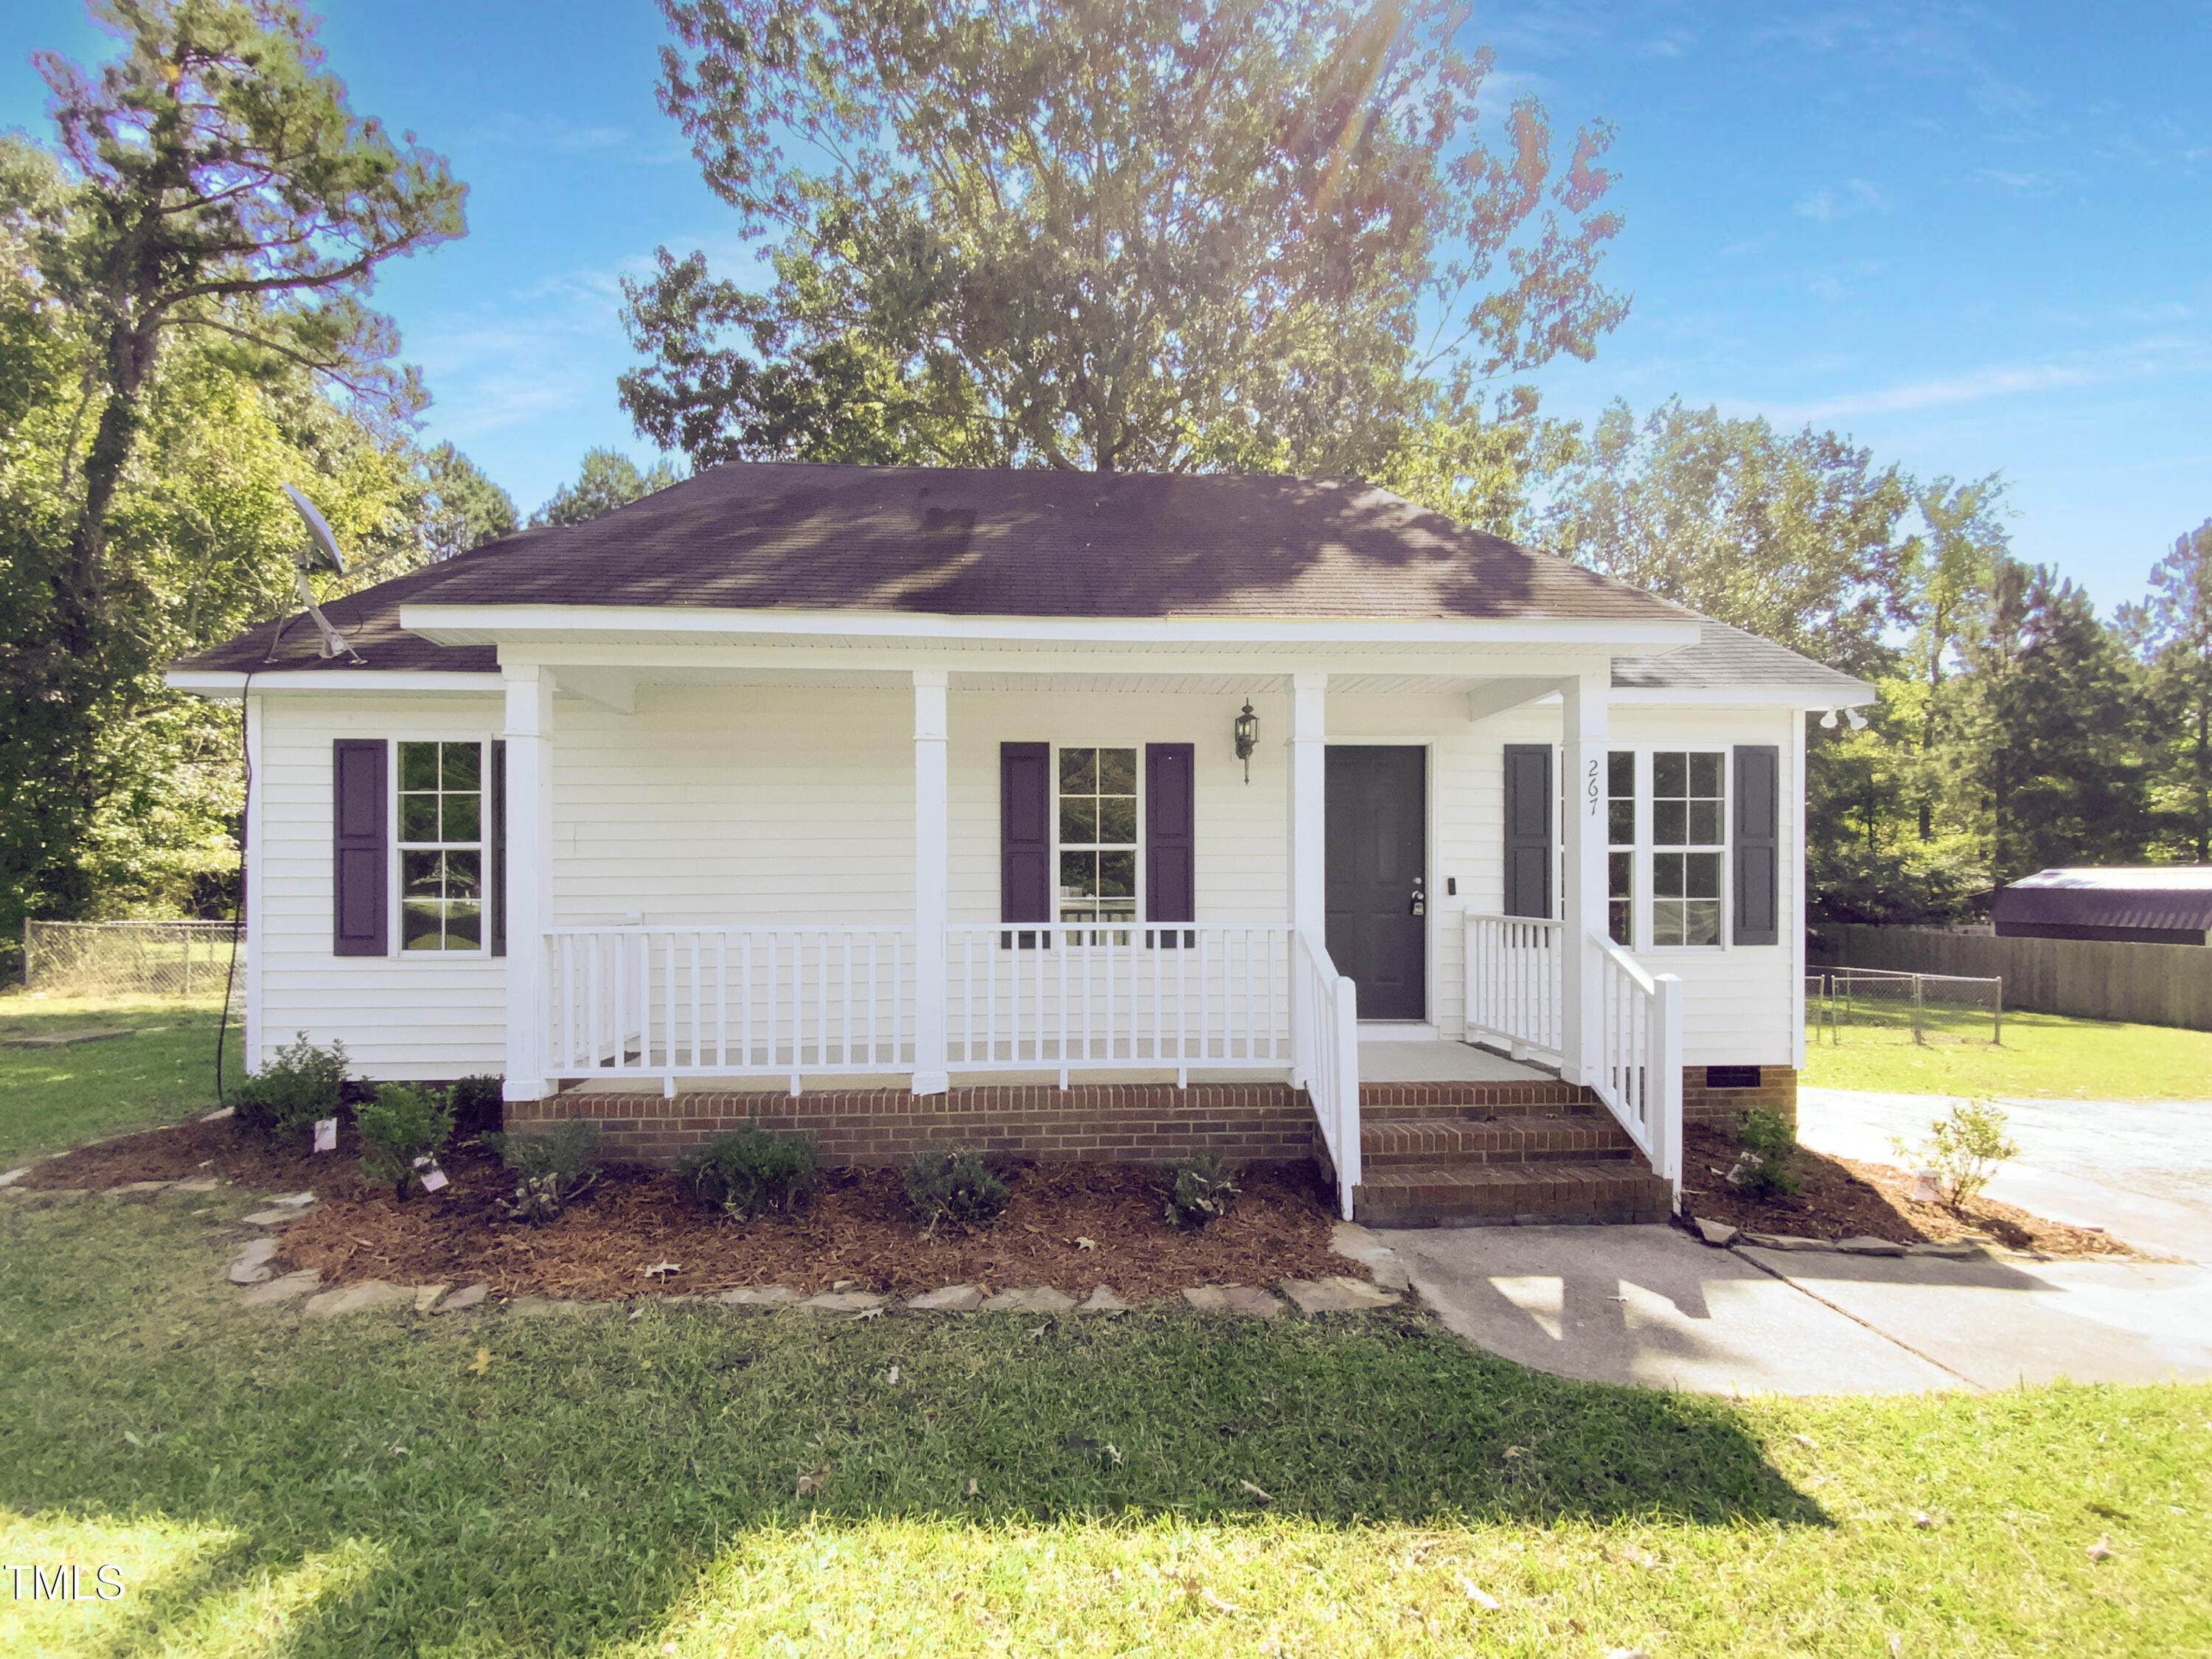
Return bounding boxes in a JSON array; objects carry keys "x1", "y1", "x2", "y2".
[{"x1": 1374, "y1": 1222, "x2": 2212, "y2": 1395}]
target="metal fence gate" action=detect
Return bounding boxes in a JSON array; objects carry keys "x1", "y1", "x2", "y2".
[
  {"x1": 1805, "y1": 966, "x2": 2003, "y2": 1046},
  {"x1": 21, "y1": 919, "x2": 243, "y2": 1001}
]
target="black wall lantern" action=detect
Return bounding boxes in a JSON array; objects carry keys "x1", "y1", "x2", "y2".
[{"x1": 1234, "y1": 699, "x2": 1259, "y2": 782}]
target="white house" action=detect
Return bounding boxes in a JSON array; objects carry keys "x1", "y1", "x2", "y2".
[{"x1": 169, "y1": 464, "x2": 1872, "y2": 1225}]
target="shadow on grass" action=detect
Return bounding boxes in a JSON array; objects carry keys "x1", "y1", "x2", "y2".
[{"x1": 0, "y1": 1196, "x2": 1827, "y2": 1655}]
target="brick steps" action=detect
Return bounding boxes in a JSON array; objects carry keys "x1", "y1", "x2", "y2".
[
  {"x1": 1357, "y1": 1079, "x2": 1598, "y2": 1114},
  {"x1": 1352, "y1": 1160, "x2": 1672, "y2": 1228},
  {"x1": 1359, "y1": 1114, "x2": 1641, "y2": 1168}
]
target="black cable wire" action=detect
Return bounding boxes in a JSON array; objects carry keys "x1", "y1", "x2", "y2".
[{"x1": 214, "y1": 669, "x2": 252, "y2": 1104}]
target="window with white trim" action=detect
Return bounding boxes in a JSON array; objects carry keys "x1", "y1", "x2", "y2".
[
  {"x1": 396, "y1": 740, "x2": 484, "y2": 951},
  {"x1": 1606, "y1": 749, "x2": 1634, "y2": 945},
  {"x1": 1651, "y1": 750, "x2": 1725, "y2": 947},
  {"x1": 1057, "y1": 746, "x2": 1138, "y2": 933}
]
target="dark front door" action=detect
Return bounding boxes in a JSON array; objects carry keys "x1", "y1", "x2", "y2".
[{"x1": 1325, "y1": 745, "x2": 1427, "y2": 1020}]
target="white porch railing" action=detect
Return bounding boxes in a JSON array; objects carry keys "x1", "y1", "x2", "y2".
[
  {"x1": 1464, "y1": 914, "x2": 1683, "y2": 1203},
  {"x1": 543, "y1": 927, "x2": 917, "y2": 1094},
  {"x1": 1593, "y1": 934, "x2": 1683, "y2": 1194},
  {"x1": 1464, "y1": 913, "x2": 1564, "y2": 1062},
  {"x1": 943, "y1": 924, "x2": 1292, "y2": 1077},
  {"x1": 1293, "y1": 929, "x2": 1362, "y2": 1221}
]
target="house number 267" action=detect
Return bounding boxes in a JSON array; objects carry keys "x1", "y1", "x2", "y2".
[{"x1": 1586, "y1": 759, "x2": 1601, "y2": 817}]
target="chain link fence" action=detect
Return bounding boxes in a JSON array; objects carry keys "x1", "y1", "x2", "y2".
[
  {"x1": 1806, "y1": 966, "x2": 2003, "y2": 1046},
  {"x1": 21, "y1": 920, "x2": 243, "y2": 1003}
]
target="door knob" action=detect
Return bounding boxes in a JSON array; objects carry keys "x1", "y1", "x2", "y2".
[{"x1": 1410, "y1": 875, "x2": 1426, "y2": 917}]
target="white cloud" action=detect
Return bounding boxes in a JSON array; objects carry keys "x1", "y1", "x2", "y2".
[
  {"x1": 1794, "y1": 177, "x2": 1892, "y2": 220},
  {"x1": 1767, "y1": 361, "x2": 2110, "y2": 423}
]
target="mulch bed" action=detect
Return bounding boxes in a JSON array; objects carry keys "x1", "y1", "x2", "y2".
[
  {"x1": 20, "y1": 1117, "x2": 1360, "y2": 1303},
  {"x1": 1680, "y1": 1122, "x2": 2140, "y2": 1259}
]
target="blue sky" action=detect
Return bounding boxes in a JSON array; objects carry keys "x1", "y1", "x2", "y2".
[{"x1": 4, "y1": 1, "x2": 2208, "y2": 614}]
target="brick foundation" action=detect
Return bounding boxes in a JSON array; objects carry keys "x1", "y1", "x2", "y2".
[
  {"x1": 504, "y1": 1082, "x2": 1318, "y2": 1169},
  {"x1": 1680, "y1": 1065, "x2": 1798, "y2": 1130}
]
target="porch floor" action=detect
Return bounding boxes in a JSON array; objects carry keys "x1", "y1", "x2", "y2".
[{"x1": 555, "y1": 1040, "x2": 1555, "y2": 1095}]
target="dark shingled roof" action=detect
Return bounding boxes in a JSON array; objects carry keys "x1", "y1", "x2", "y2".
[{"x1": 170, "y1": 463, "x2": 1858, "y2": 695}]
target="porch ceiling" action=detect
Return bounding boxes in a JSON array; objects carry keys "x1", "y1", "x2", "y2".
[{"x1": 547, "y1": 664, "x2": 1593, "y2": 697}]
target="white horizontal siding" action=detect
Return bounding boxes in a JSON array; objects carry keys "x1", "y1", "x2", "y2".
[
  {"x1": 254, "y1": 693, "x2": 507, "y2": 1079},
  {"x1": 249, "y1": 678, "x2": 1804, "y2": 1079}
]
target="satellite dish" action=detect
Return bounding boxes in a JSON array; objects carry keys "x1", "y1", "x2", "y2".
[
  {"x1": 281, "y1": 484, "x2": 348, "y2": 574},
  {"x1": 271, "y1": 485, "x2": 364, "y2": 662}
]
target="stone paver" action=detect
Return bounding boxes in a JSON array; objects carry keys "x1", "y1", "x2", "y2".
[
  {"x1": 978, "y1": 1286, "x2": 1076, "y2": 1314},
  {"x1": 908, "y1": 1284, "x2": 986, "y2": 1312},
  {"x1": 1835, "y1": 1236, "x2": 1907, "y2": 1257},
  {"x1": 1691, "y1": 1217, "x2": 1738, "y2": 1247},
  {"x1": 437, "y1": 1283, "x2": 490, "y2": 1312},
  {"x1": 303, "y1": 1281, "x2": 412, "y2": 1319},
  {"x1": 1078, "y1": 1286, "x2": 1133, "y2": 1313},
  {"x1": 1329, "y1": 1220, "x2": 1410, "y2": 1290},
  {"x1": 0, "y1": 1166, "x2": 33, "y2": 1187},
  {"x1": 720, "y1": 1286, "x2": 798, "y2": 1307},
  {"x1": 1183, "y1": 1284, "x2": 1285, "y2": 1318},
  {"x1": 268, "y1": 1191, "x2": 316, "y2": 1207},
  {"x1": 413, "y1": 1284, "x2": 449, "y2": 1312},
  {"x1": 237, "y1": 1269, "x2": 319, "y2": 1307},
  {"x1": 228, "y1": 1237, "x2": 279, "y2": 1285},
  {"x1": 240, "y1": 1208, "x2": 298, "y2": 1226},
  {"x1": 1281, "y1": 1275, "x2": 1400, "y2": 1314},
  {"x1": 174, "y1": 1178, "x2": 219, "y2": 1193},
  {"x1": 803, "y1": 1290, "x2": 888, "y2": 1313},
  {"x1": 108, "y1": 1180, "x2": 171, "y2": 1196}
]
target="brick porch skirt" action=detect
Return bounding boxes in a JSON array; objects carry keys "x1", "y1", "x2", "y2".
[
  {"x1": 504, "y1": 1082, "x2": 1318, "y2": 1169},
  {"x1": 1681, "y1": 1065, "x2": 1799, "y2": 1130}
]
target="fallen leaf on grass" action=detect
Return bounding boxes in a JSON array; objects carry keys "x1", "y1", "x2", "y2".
[
  {"x1": 467, "y1": 1347, "x2": 491, "y2": 1377},
  {"x1": 641, "y1": 1261, "x2": 682, "y2": 1277},
  {"x1": 2086, "y1": 1534, "x2": 2116, "y2": 1562},
  {"x1": 1238, "y1": 1479, "x2": 1273, "y2": 1503},
  {"x1": 1200, "y1": 1587, "x2": 1242, "y2": 1613},
  {"x1": 1792, "y1": 1433, "x2": 1819, "y2": 1448},
  {"x1": 966, "y1": 1478, "x2": 979, "y2": 1495},
  {"x1": 1455, "y1": 1574, "x2": 1500, "y2": 1610},
  {"x1": 887, "y1": 1365, "x2": 900, "y2": 1385},
  {"x1": 1912, "y1": 1512, "x2": 1935, "y2": 1528},
  {"x1": 1106, "y1": 1442, "x2": 1123, "y2": 1467},
  {"x1": 1605, "y1": 1649, "x2": 1650, "y2": 1659},
  {"x1": 1075, "y1": 1237, "x2": 1098, "y2": 1251},
  {"x1": 796, "y1": 1466, "x2": 833, "y2": 1497},
  {"x1": 853, "y1": 1306, "x2": 885, "y2": 1321},
  {"x1": 1621, "y1": 1545, "x2": 1659, "y2": 1568}
]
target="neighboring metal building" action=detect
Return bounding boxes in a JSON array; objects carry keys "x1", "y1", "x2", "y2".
[{"x1": 1992, "y1": 866, "x2": 2212, "y2": 945}]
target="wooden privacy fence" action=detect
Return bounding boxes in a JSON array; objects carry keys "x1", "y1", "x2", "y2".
[{"x1": 1813, "y1": 925, "x2": 2212, "y2": 1032}]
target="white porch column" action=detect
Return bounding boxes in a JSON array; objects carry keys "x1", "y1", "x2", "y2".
[
  {"x1": 1285, "y1": 672, "x2": 1328, "y2": 936},
  {"x1": 502, "y1": 665, "x2": 555, "y2": 1102},
  {"x1": 1559, "y1": 669, "x2": 1608, "y2": 1085},
  {"x1": 911, "y1": 669, "x2": 950, "y2": 1096}
]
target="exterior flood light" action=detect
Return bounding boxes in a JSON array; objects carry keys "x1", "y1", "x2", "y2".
[{"x1": 1234, "y1": 699, "x2": 1259, "y2": 782}]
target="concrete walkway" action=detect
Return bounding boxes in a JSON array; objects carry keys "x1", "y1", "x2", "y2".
[{"x1": 1377, "y1": 1222, "x2": 2212, "y2": 1395}]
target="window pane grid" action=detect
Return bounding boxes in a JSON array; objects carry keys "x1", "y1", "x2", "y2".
[
  {"x1": 1057, "y1": 746, "x2": 1138, "y2": 940},
  {"x1": 1652, "y1": 748, "x2": 1725, "y2": 947},
  {"x1": 397, "y1": 740, "x2": 484, "y2": 952}
]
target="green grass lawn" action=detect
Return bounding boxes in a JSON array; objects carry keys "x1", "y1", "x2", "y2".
[
  {"x1": 1, "y1": 1191, "x2": 2206, "y2": 1657},
  {"x1": 0, "y1": 992, "x2": 237, "y2": 1170},
  {"x1": 1801, "y1": 1006, "x2": 2212, "y2": 1100}
]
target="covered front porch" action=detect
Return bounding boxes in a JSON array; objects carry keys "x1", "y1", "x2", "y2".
[{"x1": 472, "y1": 644, "x2": 1688, "y2": 1221}]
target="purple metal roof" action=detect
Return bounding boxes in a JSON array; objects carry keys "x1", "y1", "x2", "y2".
[{"x1": 1992, "y1": 867, "x2": 2212, "y2": 934}]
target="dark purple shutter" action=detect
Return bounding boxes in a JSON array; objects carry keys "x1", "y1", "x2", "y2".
[
  {"x1": 1733, "y1": 745, "x2": 1780, "y2": 945},
  {"x1": 1000, "y1": 742, "x2": 1051, "y2": 923},
  {"x1": 490, "y1": 740, "x2": 507, "y2": 959},
  {"x1": 1503, "y1": 744, "x2": 1552, "y2": 919},
  {"x1": 333, "y1": 740, "x2": 388, "y2": 956},
  {"x1": 1145, "y1": 742, "x2": 1195, "y2": 925}
]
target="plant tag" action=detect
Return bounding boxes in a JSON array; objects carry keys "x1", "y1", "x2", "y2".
[
  {"x1": 1911, "y1": 1171, "x2": 1940, "y2": 1203},
  {"x1": 420, "y1": 1166, "x2": 449, "y2": 1193},
  {"x1": 313, "y1": 1118, "x2": 337, "y2": 1153}
]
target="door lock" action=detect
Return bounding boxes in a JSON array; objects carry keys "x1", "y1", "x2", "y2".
[{"x1": 1410, "y1": 874, "x2": 1426, "y2": 918}]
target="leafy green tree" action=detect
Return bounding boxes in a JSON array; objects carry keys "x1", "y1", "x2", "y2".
[
  {"x1": 414, "y1": 441, "x2": 518, "y2": 560},
  {"x1": 1896, "y1": 473, "x2": 2008, "y2": 840},
  {"x1": 1536, "y1": 397, "x2": 1913, "y2": 677},
  {"x1": 1950, "y1": 559, "x2": 2149, "y2": 881},
  {"x1": 622, "y1": 0, "x2": 1628, "y2": 474},
  {"x1": 2118, "y1": 519, "x2": 2212, "y2": 861},
  {"x1": 529, "y1": 448, "x2": 683, "y2": 527}
]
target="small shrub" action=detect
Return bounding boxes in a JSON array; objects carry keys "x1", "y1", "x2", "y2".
[
  {"x1": 1729, "y1": 1107, "x2": 1802, "y2": 1199},
  {"x1": 483, "y1": 1121, "x2": 604, "y2": 1223},
  {"x1": 232, "y1": 1033, "x2": 348, "y2": 1141},
  {"x1": 678, "y1": 1123, "x2": 818, "y2": 1222},
  {"x1": 1161, "y1": 1152, "x2": 1241, "y2": 1231},
  {"x1": 448, "y1": 1074, "x2": 504, "y2": 1139},
  {"x1": 1891, "y1": 1099, "x2": 2020, "y2": 1207},
  {"x1": 354, "y1": 1084, "x2": 455, "y2": 1200},
  {"x1": 904, "y1": 1146, "x2": 1009, "y2": 1237}
]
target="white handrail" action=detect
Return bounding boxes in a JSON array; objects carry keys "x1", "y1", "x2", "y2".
[
  {"x1": 1592, "y1": 933, "x2": 1683, "y2": 1200},
  {"x1": 1464, "y1": 913, "x2": 1564, "y2": 1062},
  {"x1": 543, "y1": 926, "x2": 917, "y2": 1097},
  {"x1": 1293, "y1": 929, "x2": 1362, "y2": 1220},
  {"x1": 942, "y1": 923, "x2": 1290, "y2": 1079}
]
